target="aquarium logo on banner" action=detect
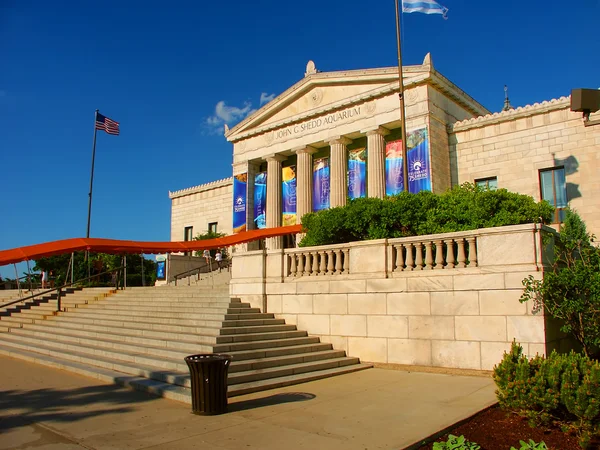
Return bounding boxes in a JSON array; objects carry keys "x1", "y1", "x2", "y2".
[
  {"x1": 232, "y1": 173, "x2": 247, "y2": 234},
  {"x1": 313, "y1": 157, "x2": 330, "y2": 211},
  {"x1": 254, "y1": 172, "x2": 267, "y2": 229},
  {"x1": 385, "y1": 139, "x2": 404, "y2": 195},
  {"x1": 407, "y1": 128, "x2": 431, "y2": 193},
  {"x1": 348, "y1": 148, "x2": 366, "y2": 200},
  {"x1": 282, "y1": 166, "x2": 297, "y2": 226}
]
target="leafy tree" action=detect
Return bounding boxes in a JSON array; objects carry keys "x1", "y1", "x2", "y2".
[{"x1": 520, "y1": 209, "x2": 600, "y2": 357}]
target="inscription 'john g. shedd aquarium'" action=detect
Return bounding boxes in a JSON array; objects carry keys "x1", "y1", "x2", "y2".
[{"x1": 270, "y1": 106, "x2": 363, "y2": 142}]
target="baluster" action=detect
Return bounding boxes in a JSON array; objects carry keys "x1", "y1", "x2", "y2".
[
  {"x1": 326, "y1": 250, "x2": 334, "y2": 275},
  {"x1": 414, "y1": 242, "x2": 424, "y2": 270},
  {"x1": 424, "y1": 241, "x2": 434, "y2": 270},
  {"x1": 304, "y1": 253, "x2": 312, "y2": 276},
  {"x1": 456, "y1": 238, "x2": 466, "y2": 268},
  {"x1": 311, "y1": 251, "x2": 320, "y2": 276},
  {"x1": 396, "y1": 244, "x2": 405, "y2": 271},
  {"x1": 342, "y1": 248, "x2": 350, "y2": 273},
  {"x1": 290, "y1": 254, "x2": 297, "y2": 277},
  {"x1": 434, "y1": 240, "x2": 445, "y2": 270},
  {"x1": 445, "y1": 239, "x2": 455, "y2": 269},
  {"x1": 297, "y1": 252, "x2": 305, "y2": 276},
  {"x1": 334, "y1": 249, "x2": 343, "y2": 274},
  {"x1": 405, "y1": 243, "x2": 415, "y2": 270},
  {"x1": 467, "y1": 237, "x2": 478, "y2": 267},
  {"x1": 319, "y1": 251, "x2": 327, "y2": 275}
]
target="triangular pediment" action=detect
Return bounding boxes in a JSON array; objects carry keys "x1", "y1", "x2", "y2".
[{"x1": 226, "y1": 65, "x2": 431, "y2": 142}]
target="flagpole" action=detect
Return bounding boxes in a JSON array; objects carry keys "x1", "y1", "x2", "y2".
[
  {"x1": 86, "y1": 109, "x2": 99, "y2": 239},
  {"x1": 395, "y1": 0, "x2": 409, "y2": 192}
]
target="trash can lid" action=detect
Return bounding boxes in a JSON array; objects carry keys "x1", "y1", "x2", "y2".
[{"x1": 185, "y1": 354, "x2": 232, "y2": 362}]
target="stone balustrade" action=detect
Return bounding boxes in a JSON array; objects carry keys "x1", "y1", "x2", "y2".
[
  {"x1": 287, "y1": 246, "x2": 350, "y2": 277},
  {"x1": 390, "y1": 235, "x2": 478, "y2": 271}
]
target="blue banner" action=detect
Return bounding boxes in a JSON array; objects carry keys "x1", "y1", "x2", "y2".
[
  {"x1": 385, "y1": 139, "x2": 404, "y2": 195},
  {"x1": 232, "y1": 173, "x2": 247, "y2": 234},
  {"x1": 313, "y1": 157, "x2": 330, "y2": 211},
  {"x1": 156, "y1": 261, "x2": 165, "y2": 280},
  {"x1": 282, "y1": 166, "x2": 297, "y2": 226},
  {"x1": 407, "y1": 128, "x2": 431, "y2": 193},
  {"x1": 254, "y1": 172, "x2": 267, "y2": 229},
  {"x1": 348, "y1": 148, "x2": 366, "y2": 200}
]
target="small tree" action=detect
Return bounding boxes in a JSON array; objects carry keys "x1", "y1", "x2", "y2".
[
  {"x1": 520, "y1": 210, "x2": 600, "y2": 357},
  {"x1": 193, "y1": 231, "x2": 227, "y2": 258}
]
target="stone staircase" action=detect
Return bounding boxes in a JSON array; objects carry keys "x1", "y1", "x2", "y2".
[{"x1": 0, "y1": 285, "x2": 370, "y2": 403}]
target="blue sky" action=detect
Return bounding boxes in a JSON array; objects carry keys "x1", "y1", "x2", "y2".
[{"x1": 1, "y1": 0, "x2": 599, "y2": 278}]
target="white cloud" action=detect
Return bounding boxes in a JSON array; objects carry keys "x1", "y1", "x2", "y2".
[
  {"x1": 260, "y1": 92, "x2": 275, "y2": 105},
  {"x1": 203, "y1": 92, "x2": 276, "y2": 134}
]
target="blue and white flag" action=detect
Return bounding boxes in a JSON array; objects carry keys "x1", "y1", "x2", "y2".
[{"x1": 402, "y1": 0, "x2": 448, "y2": 19}]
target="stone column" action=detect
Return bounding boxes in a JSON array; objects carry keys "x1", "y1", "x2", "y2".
[
  {"x1": 329, "y1": 137, "x2": 352, "y2": 207},
  {"x1": 366, "y1": 127, "x2": 389, "y2": 198},
  {"x1": 293, "y1": 146, "x2": 318, "y2": 220},
  {"x1": 265, "y1": 154, "x2": 286, "y2": 250}
]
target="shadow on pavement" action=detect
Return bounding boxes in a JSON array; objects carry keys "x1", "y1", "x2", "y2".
[
  {"x1": 0, "y1": 383, "x2": 157, "y2": 432},
  {"x1": 228, "y1": 392, "x2": 316, "y2": 412}
]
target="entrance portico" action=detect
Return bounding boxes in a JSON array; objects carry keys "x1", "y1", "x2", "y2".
[{"x1": 226, "y1": 56, "x2": 489, "y2": 249}]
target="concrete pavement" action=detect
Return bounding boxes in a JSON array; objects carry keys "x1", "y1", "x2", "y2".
[{"x1": 0, "y1": 354, "x2": 497, "y2": 449}]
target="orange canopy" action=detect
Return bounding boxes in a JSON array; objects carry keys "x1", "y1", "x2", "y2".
[{"x1": 0, "y1": 225, "x2": 302, "y2": 266}]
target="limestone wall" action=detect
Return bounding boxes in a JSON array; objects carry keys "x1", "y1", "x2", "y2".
[
  {"x1": 169, "y1": 178, "x2": 233, "y2": 241},
  {"x1": 230, "y1": 224, "x2": 561, "y2": 371},
  {"x1": 450, "y1": 98, "x2": 600, "y2": 236}
]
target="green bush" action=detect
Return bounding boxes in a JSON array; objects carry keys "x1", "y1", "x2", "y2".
[
  {"x1": 299, "y1": 184, "x2": 553, "y2": 247},
  {"x1": 510, "y1": 439, "x2": 548, "y2": 450},
  {"x1": 520, "y1": 209, "x2": 600, "y2": 357},
  {"x1": 494, "y1": 342, "x2": 600, "y2": 448}
]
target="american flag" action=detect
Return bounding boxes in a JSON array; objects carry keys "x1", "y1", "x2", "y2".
[{"x1": 95, "y1": 113, "x2": 120, "y2": 135}]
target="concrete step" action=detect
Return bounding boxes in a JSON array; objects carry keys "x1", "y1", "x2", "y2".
[
  {"x1": 55, "y1": 309, "x2": 227, "y2": 323},
  {"x1": 222, "y1": 318, "x2": 285, "y2": 327},
  {"x1": 225, "y1": 342, "x2": 336, "y2": 361},
  {"x1": 0, "y1": 335, "x2": 370, "y2": 399},
  {"x1": 99, "y1": 298, "x2": 235, "y2": 306},
  {"x1": 225, "y1": 312, "x2": 276, "y2": 320},
  {"x1": 214, "y1": 335, "x2": 321, "y2": 353},
  {"x1": 76, "y1": 304, "x2": 236, "y2": 313},
  {"x1": 60, "y1": 307, "x2": 230, "y2": 319},
  {"x1": 49, "y1": 315, "x2": 226, "y2": 332}
]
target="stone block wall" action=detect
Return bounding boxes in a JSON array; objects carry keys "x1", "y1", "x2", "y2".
[
  {"x1": 231, "y1": 224, "x2": 561, "y2": 371},
  {"x1": 450, "y1": 98, "x2": 600, "y2": 236},
  {"x1": 169, "y1": 178, "x2": 233, "y2": 242}
]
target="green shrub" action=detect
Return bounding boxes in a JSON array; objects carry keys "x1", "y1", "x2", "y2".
[
  {"x1": 494, "y1": 341, "x2": 600, "y2": 448},
  {"x1": 432, "y1": 434, "x2": 480, "y2": 450},
  {"x1": 520, "y1": 209, "x2": 600, "y2": 357},
  {"x1": 299, "y1": 183, "x2": 553, "y2": 247},
  {"x1": 510, "y1": 439, "x2": 548, "y2": 450}
]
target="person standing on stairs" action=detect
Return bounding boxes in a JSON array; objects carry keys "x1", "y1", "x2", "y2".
[
  {"x1": 41, "y1": 270, "x2": 48, "y2": 289},
  {"x1": 215, "y1": 250, "x2": 223, "y2": 272}
]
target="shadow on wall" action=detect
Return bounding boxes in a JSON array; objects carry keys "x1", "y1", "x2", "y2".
[{"x1": 553, "y1": 154, "x2": 582, "y2": 202}]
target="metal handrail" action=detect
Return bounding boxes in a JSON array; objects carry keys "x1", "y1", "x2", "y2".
[
  {"x1": 0, "y1": 265, "x2": 126, "y2": 312},
  {"x1": 172, "y1": 256, "x2": 231, "y2": 286}
]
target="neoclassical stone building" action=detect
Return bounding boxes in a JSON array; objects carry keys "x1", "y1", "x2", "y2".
[
  {"x1": 170, "y1": 55, "x2": 600, "y2": 241},
  {"x1": 168, "y1": 56, "x2": 599, "y2": 370}
]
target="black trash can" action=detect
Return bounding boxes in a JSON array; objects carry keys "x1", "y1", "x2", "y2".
[{"x1": 184, "y1": 353, "x2": 232, "y2": 415}]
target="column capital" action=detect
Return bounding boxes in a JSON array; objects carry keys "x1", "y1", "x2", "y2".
[
  {"x1": 364, "y1": 126, "x2": 390, "y2": 137},
  {"x1": 264, "y1": 154, "x2": 287, "y2": 163},
  {"x1": 328, "y1": 136, "x2": 352, "y2": 146},
  {"x1": 292, "y1": 145, "x2": 318, "y2": 155}
]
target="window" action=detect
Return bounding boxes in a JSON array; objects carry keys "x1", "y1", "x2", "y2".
[
  {"x1": 475, "y1": 177, "x2": 498, "y2": 190},
  {"x1": 540, "y1": 167, "x2": 567, "y2": 223},
  {"x1": 183, "y1": 226, "x2": 193, "y2": 256},
  {"x1": 208, "y1": 222, "x2": 218, "y2": 233}
]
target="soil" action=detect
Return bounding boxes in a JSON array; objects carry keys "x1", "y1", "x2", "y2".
[{"x1": 416, "y1": 405, "x2": 584, "y2": 450}]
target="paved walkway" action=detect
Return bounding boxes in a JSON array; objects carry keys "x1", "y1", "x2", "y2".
[{"x1": 0, "y1": 355, "x2": 497, "y2": 450}]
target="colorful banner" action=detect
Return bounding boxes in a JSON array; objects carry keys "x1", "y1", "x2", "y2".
[
  {"x1": 282, "y1": 166, "x2": 297, "y2": 226},
  {"x1": 254, "y1": 172, "x2": 267, "y2": 229},
  {"x1": 407, "y1": 128, "x2": 432, "y2": 193},
  {"x1": 156, "y1": 261, "x2": 165, "y2": 280},
  {"x1": 348, "y1": 147, "x2": 366, "y2": 200},
  {"x1": 232, "y1": 173, "x2": 247, "y2": 234},
  {"x1": 385, "y1": 139, "x2": 404, "y2": 195},
  {"x1": 313, "y1": 157, "x2": 330, "y2": 211}
]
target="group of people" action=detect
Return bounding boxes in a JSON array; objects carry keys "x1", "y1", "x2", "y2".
[{"x1": 202, "y1": 249, "x2": 226, "y2": 272}]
